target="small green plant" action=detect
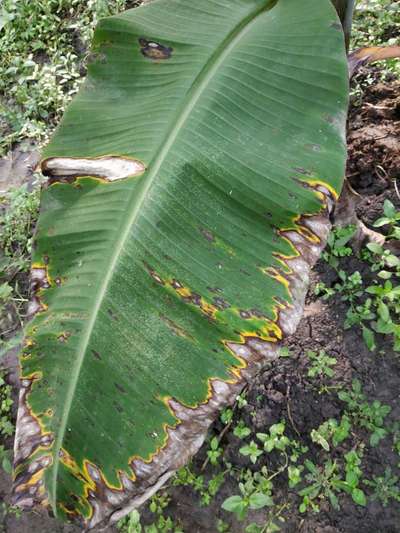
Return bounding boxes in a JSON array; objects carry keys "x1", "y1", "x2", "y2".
[
  {"x1": 391, "y1": 421, "x2": 400, "y2": 462},
  {"x1": 373, "y1": 200, "x2": 400, "y2": 239},
  {"x1": 236, "y1": 391, "x2": 248, "y2": 408},
  {"x1": 239, "y1": 440, "x2": 263, "y2": 465},
  {"x1": 234, "y1": 420, "x2": 251, "y2": 439},
  {"x1": 145, "y1": 492, "x2": 183, "y2": 533},
  {"x1": 216, "y1": 519, "x2": 230, "y2": 533},
  {"x1": 288, "y1": 440, "x2": 309, "y2": 463},
  {"x1": 0, "y1": 373, "x2": 13, "y2": 440},
  {"x1": 339, "y1": 380, "x2": 391, "y2": 446},
  {"x1": 220, "y1": 407, "x2": 233, "y2": 425},
  {"x1": 256, "y1": 421, "x2": 290, "y2": 453},
  {"x1": 145, "y1": 516, "x2": 183, "y2": 533},
  {"x1": 311, "y1": 416, "x2": 351, "y2": 451},
  {"x1": 200, "y1": 471, "x2": 226, "y2": 506},
  {"x1": 298, "y1": 459, "x2": 344, "y2": 512},
  {"x1": 117, "y1": 510, "x2": 142, "y2": 533},
  {"x1": 149, "y1": 492, "x2": 171, "y2": 516},
  {"x1": 245, "y1": 503, "x2": 289, "y2": 533},
  {"x1": 322, "y1": 225, "x2": 356, "y2": 268},
  {"x1": 314, "y1": 281, "x2": 335, "y2": 300},
  {"x1": 343, "y1": 449, "x2": 367, "y2": 506},
  {"x1": 173, "y1": 465, "x2": 204, "y2": 493},
  {"x1": 207, "y1": 436, "x2": 222, "y2": 466},
  {"x1": 173, "y1": 465, "x2": 226, "y2": 507},
  {"x1": 222, "y1": 490, "x2": 271, "y2": 522},
  {"x1": 0, "y1": 445, "x2": 12, "y2": 475},
  {"x1": 0, "y1": 501, "x2": 22, "y2": 531},
  {"x1": 306, "y1": 350, "x2": 337, "y2": 379},
  {"x1": 277, "y1": 346, "x2": 292, "y2": 358},
  {"x1": 222, "y1": 467, "x2": 274, "y2": 521},
  {"x1": 335, "y1": 270, "x2": 364, "y2": 305},
  {"x1": 364, "y1": 279, "x2": 400, "y2": 351},
  {"x1": 363, "y1": 242, "x2": 400, "y2": 280},
  {"x1": 365, "y1": 467, "x2": 400, "y2": 506},
  {"x1": 308, "y1": 421, "x2": 366, "y2": 506},
  {"x1": 287, "y1": 465, "x2": 303, "y2": 489},
  {"x1": 318, "y1": 212, "x2": 400, "y2": 351}
]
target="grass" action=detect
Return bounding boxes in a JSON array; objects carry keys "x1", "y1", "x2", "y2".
[
  {"x1": 352, "y1": 0, "x2": 400, "y2": 52},
  {"x1": 351, "y1": 0, "x2": 400, "y2": 102},
  {"x1": 0, "y1": 0, "x2": 131, "y2": 156},
  {"x1": 0, "y1": 180, "x2": 42, "y2": 345},
  {"x1": 0, "y1": 1, "x2": 399, "y2": 531},
  {"x1": 315, "y1": 202, "x2": 400, "y2": 353}
]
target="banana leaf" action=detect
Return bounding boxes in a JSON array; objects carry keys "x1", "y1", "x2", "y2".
[{"x1": 13, "y1": 0, "x2": 348, "y2": 529}]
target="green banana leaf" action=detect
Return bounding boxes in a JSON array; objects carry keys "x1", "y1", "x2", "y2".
[{"x1": 13, "y1": 0, "x2": 348, "y2": 529}]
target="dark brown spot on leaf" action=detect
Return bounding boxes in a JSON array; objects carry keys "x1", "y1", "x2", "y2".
[
  {"x1": 115, "y1": 383, "x2": 127, "y2": 394},
  {"x1": 250, "y1": 308, "x2": 267, "y2": 319},
  {"x1": 92, "y1": 350, "x2": 102, "y2": 360},
  {"x1": 107, "y1": 309, "x2": 118, "y2": 321},
  {"x1": 58, "y1": 332, "x2": 71, "y2": 343},
  {"x1": 160, "y1": 314, "x2": 193, "y2": 340},
  {"x1": 306, "y1": 143, "x2": 321, "y2": 152},
  {"x1": 113, "y1": 401, "x2": 124, "y2": 413},
  {"x1": 143, "y1": 261, "x2": 165, "y2": 285},
  {"x1": 87, "y1": 52, "x2": 107, "y2": 64},
  {"x1": 190, "y1": 293, "x2": 202, "y2": 306},
  {"x1": 293, "y1": 167, "x2": 311, "y2": 175},
  {"x1": 200, "y1": 228, "x2": 215, "y2": 242},
  {"x1": 213, "y1": 297, "x2": 230, "y2": 310},
  {"x1": 208, "y1": 286, "x2": 223, "y2": 294},
  {"x1": 139, "y1": 37, "x2": 172, "y2": 60}
]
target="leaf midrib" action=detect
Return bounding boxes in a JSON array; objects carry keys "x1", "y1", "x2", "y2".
[{"x1": 50, "y1": 0, "x2": 276, "y2": 509}]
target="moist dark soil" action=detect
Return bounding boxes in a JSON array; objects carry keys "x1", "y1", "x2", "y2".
[{"x1": 1, "y1": 77, "x2": 400, "y2": 533}]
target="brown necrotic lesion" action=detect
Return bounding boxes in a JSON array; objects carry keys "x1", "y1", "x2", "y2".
[
  {"x1": 41, "y1": 156, "x2": 146, "y2": 183},
  {"x1": 138, "y1": 37, "x2": 172, "y2": 60}
]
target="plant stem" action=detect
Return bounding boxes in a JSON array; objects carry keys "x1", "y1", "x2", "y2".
[{"x1": 331, "y1": 0, "x2": 356, "y2": 51}]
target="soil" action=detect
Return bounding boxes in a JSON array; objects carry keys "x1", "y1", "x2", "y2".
[
  {"x1": 0, "y1": 143, "x2": 40, "y2": 195},
  {"x1": 1, "y1": 76, "x2": 400, "y2": 532}
]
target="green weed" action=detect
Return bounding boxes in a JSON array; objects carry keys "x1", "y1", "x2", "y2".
[
  {"x1": 306, "y1": 350, "x2": 337, "y2": 380},
  {"x1": 0, "y1": 373, "x2": 13, "y2": 441},
  {"x1": 317, "y1": 201, "x2": 400, "y2": 352},
  {"x1": 339, "y1": 379, "x2": 391, "y2": 446},
  {"x1": 351, "y1": 0, "x2": 400, "y2": 102},
  {"x1": 298, "y1": 459, "x2": 344, "y2": 512},
  {"x1": 222, "y1": 467, "x2": 274, "y2": 521},
  {"x1": 311, "y1": 416, "x2": 351, "y2": 451},
  {"x1": 365, "y1": 467, "x2": 400, "y2": 506},
  {"x1": 0, "y1": 0, "x2": 131, "y2": 155},
  {"x1": 0, "y1": 183, "x2": 41, "y2": 340}
]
